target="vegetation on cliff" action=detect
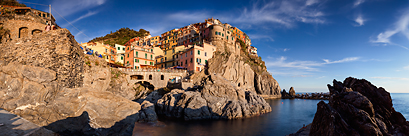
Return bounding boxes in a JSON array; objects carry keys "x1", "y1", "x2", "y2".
[
  {"x1": 237, "y1": 39, "x2": 266, "y2": 74},
  {"x1": 89, "y1": 27, "x2": 150, "y2": 46},
  {"x1": 0, "y1": 0, "x2": 26, "y2": 7}
]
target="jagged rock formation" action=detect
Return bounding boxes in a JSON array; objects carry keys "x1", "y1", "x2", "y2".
[
  {"x1": 0, "y1": 29, "x2": 141, "y2": 135},
  {"x1": 282, "y1": 87, "x2": 296, "y2": 99},
  {"x1": 157, "y1": 74, "x2": 271, "y2": 120},
  {"x1": 155, "y1": 41, "x2": 276, "y2": 120},
  {"x1": 310, "y1": 77, "x2": 409, "y2": 135},
  {"x1": 289, "y1": 87, "x2": 296, "y2": 96}
]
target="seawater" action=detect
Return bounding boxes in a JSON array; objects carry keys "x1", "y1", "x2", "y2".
[{"x1": 133, "y1": 93, "x2": 408, "y2": 136}]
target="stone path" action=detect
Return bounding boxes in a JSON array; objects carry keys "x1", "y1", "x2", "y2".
[{"x1": 0, "y1": 108, "x2": 56, "y2": 136}]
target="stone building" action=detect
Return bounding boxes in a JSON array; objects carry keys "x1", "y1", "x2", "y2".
[{"x1": 0, "y1": 5, "x2": 56, "y2": 40}]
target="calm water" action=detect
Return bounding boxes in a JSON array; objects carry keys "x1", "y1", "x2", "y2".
[{"x1": 133, "y1": 93, "x2": 408, "y2": 136}]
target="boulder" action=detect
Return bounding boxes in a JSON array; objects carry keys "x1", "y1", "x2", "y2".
[
  {"x1": 289, "y1": 87, "x2": 296, "y2": 96},
  {"x1": 156, "y1": 74, "x2": 271, "y2": 120},
  {"x1": 310, "y1": 77, "x2": 409, "y2": 135}
]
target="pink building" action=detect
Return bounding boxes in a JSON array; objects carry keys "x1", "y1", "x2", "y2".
[{"x1": 178, "y1": 42, "x2": 216, "y2": 72}]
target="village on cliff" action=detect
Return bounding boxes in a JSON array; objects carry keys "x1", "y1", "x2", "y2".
[{"x1": 1, "y1": 2, "x2": 409, "y2": 136}]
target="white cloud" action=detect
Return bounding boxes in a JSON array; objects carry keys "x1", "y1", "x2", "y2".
[
  {"x1": 229, "y1": 0, "x2": 326, "y2": 28},
  {"x1": 353, "y1": 0, "x2": 365, "y2": 7},
  {"x1": 248, "y1": 34, "x2": 274, "y2": 41},
  {"x1": 62, "y1": 11, "x2": 98, "y2": 27},
  {"x1": 371, "y1": 9, "x2": 409, "y2": 50},
  {"x1": 404, "y1": 65, "x2": 409, "y2": 70},
  {"x1": 322, "y1": 57, "x2": 360, "y2": 64},
  {"x1": 283, "y1": 48, "x2": 290, "y2": 52},
  {"x1": 51, "y1": 0, "x2": 106, "y2": 17},
  {"x1": 265, "y1": 56, "x2": 360, "y2": 76},
  {"x1": 370, "y1": 77, "x2": 409, "y2": 81},
  {"x1": 354, "y1": 14, "x2": 365, "y2": 26}
]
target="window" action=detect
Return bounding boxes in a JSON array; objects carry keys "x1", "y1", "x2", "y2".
[
  {"x1": 165, "y1": 51, "x2": 167, "y2": 55},
  {"x1": 200, "y1": 59, "x2": 202, "y2": 63},
  {"x1": 145, "y1": 53, "x2": 147, "y2": 59},
  {"x1": 105, "y1": 49, "x2": 107, "y2": 52},
  {"x1": 205, "y1": 52, "x2": 207, "y2": 56},
  {"x1": 215, "y1": 31, "x2": 217, "y2": 35},
  {"x1": 161, "y1": 75, "x2": 164, "y2": 80},
  {"x1": 205, "y1": 60, "x2": 208, "y2": 64},
  {"x1": 127, "y1": 54, "x2": 129, "y2": 58},
  {"x1": 150, "y1": 55, "x2": 153, "y2": 60},
  {"x1": 190, "y1": 58, "x2": 193, "y2": 63},
  {"x1": 145, "y1": 61, "x2": 147, "y2": 64},
  {"x1": 222, "y1": 33, "x2": 224, "y2": 37},
  {"x1": 151, "y1": 49, "x2": 153, "y2": 52},
  {"x1": 227, "y1": 36, "x2": 228, "y2": 40},
  {"x1": 181, "y1": 62, "x2": 183, "y2": 66},
  {"x1": 106, "y1": 56, "x2": 108, "y2": 59},
  {"x1": 135, "y1": 59, "x2": 139, "y2": 62},
  {"x1": 185, "y1": 53, "x2": 187, "y2": 57},
  {"x1": 135, "y1": 51, "x2": 138, "y2": 57},
  {"x1": 219, "y1": 32, "x2": 221, "y2": 35},
  {"x1": 165, "y1": 57, "x2": 167, "y2": 61},
  {"x1": 149, "y1": 75, "x2": 152, "y2": 80},
  {"x1": 117, "y1": 47, "x2": 120, "y2": 50},
  {"x1": 198, "y1": 50, "x2": 200, "y2": 55},
  {"x1": 121, "y1": 56, "x2": 123, "y2": 60},
  {"x1": 185, "y1": 60, "x2": 187, "y2": 65},
  {"x1": 190, "y1": 50, "x2": 193, "y2": 55},
  {"x1": 181, "y1": 54, "x2": 183, "y2": 59},
  {"x1": 123, "y1": 47, "x2": 125, "y2": 51},
  {"x1": 173, "y1": 49, "x2": 175, "y2": 53},
  {"x1": 127, "y1": 61, "x2": 129, "y2": 64}
]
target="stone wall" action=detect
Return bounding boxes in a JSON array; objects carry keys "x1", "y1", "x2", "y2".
[
  {"x1": 0, "y1": 29, "x2": 84, "y2": 88},
  {"x1": 0, "y1": 12, "x2": 49, "y2": 40}
]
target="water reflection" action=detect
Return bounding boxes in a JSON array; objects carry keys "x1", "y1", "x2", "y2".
[{"x1": 133, "y1": 99, "x2": 327, "y2": 136}]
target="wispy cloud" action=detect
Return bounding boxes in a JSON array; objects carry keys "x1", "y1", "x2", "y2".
[
  {"x1": 370, "y1": 77, "x2": 409, "y2": 81},
  {"x1": 354, "y1": 14, "x2": 365, "y2": 26},
  {"x1": 404, "y1": 65, "x2": 409, "y2": 70},
  {"x1": 229, "y1": 0, "x2": 326, "y2": 28},
  {"x1": 248, "y1": 34, "x2": 275, "y2": 41},
  {"x1": 353, "y1": 0, "x2": 365, "y2": 7},
  {"x1": 62, "y1": 11, "x2": 98, "y2": 27},
  {"x1": 371, "y1": 9, "x2": 409, "y2": 50},
  {"x1": 323, "y1": 57, "x2": 360, "y2": 64},
  {"x1": 51, "y1": 0, "x2": 106, "y2": 17},
  {"x1": 265, "y1": 56, "x2": 360, "y2": 76},
  {"x1": 283, "y1": 48, "x2": 290, "y2": 52}
]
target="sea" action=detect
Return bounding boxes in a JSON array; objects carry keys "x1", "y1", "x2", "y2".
[{"x1": 133, "y1": 93, "x2": 409, "y2": 136}]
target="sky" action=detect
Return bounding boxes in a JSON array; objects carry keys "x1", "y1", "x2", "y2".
[{"x1": 20, "y1": 0, "x2": 409, "y2": 93}]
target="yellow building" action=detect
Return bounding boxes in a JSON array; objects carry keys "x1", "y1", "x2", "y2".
[{"x1": 81, "y1": 42, "x2": 116, "y2": 64}]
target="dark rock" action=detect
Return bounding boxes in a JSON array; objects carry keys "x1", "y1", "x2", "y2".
[
  {"x1": 289, "y1": 87, "x2": 296, "y2": 96},
  {"x1": 309, "y1": 77, "x2": 409, "y2": 136}
]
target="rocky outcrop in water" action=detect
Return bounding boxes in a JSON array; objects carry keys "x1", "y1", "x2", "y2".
[
  {"x1": 156, "y1": 74, "x2": 271, "y2": 120},
  {"x1": 309, "y1": 77, "x2": 409, "y2": 135},
  {"x1": 155, "y1": 41, "x2": 275, "y2": 120}
]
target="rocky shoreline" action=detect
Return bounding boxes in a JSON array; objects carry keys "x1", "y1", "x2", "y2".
[{"x1": 289, "y1": 77, "x2": 409, "y2": 135}]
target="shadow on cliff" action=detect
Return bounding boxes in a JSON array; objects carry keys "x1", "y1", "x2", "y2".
[
  {"x1": 0, "y1": 110, "x2": 39, "y2": 136},
  {"x1": 44, "y1": 111, "x2": 139, "y2": 136}
]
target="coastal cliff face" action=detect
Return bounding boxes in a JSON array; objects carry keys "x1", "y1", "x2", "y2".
[
  {"x1": 154, "y1": 40, "x2": 279, "y2": 120},
  {"x1": 0, "y1": 29, "x2": 141, "y2": 135},
  {"x1": 310, "y1": 77, "x2": 409, "y2": 135}
]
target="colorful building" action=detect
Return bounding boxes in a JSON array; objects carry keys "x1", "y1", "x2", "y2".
[
  {"x1": 124, "y1": 37, "x2": 155, "y2": 69},
  {"x1": 177, "y1": 42, "x2": 216, "y2": 72},
  {"x1": 115, "y1": 44, "x2": 126, "y2": 65},
  {"x1": 81, "y1": 42, "x2": 117, "y2": 64}
]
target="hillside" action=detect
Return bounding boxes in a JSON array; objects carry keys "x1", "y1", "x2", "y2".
[
  {"x1": 89, "y1": 27, "x2": 150, "y2": 46},
  {"x1": 0, "y1": 0, "x2": 26, "y2": 7}
]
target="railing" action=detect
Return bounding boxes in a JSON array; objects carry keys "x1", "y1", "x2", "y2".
[{"x1": 117, "y1": 68, "x2": 187, "y2": 73}]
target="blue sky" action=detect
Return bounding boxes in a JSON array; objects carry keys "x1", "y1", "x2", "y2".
[{"x1": 21, "y1": 0, "x2": 409, "y2": 93}]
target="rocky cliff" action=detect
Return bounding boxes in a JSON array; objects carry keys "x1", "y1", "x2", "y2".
[
  {"x1": 309, "y1": 77, "x2": 409, "y2": 135},
  {"x1": 154, "y1": 40, "x2": 279, "y2": 120},
  {"x1": 0, "y1": 29, "x2": 142, "y2": 135}
]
